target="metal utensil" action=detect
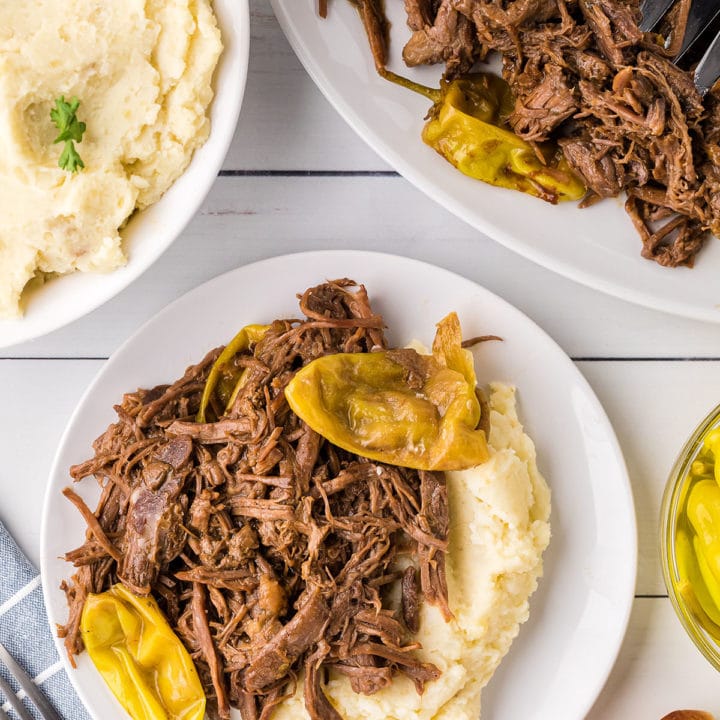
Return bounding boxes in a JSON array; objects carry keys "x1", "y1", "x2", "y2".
[
  {"x1": 0, "y1": 643, "x2": 62, "y2": 720},
  {"x1": 639, "y1": 0, "x2": 676, "y2": 32},
  {"x1": 696, "y1": 26, "x2": 720, "y2": 95},
  {"x1": 640, "y1": 0, "x2": 720, "y2": 93}
]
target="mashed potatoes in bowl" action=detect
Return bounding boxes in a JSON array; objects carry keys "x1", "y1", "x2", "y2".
[
  {"x1": 273, "y1": 382, "x2": 551, "y2": 720},
  {"x1": 0, "y1": 0, "x2": 248, "y2": 344}
]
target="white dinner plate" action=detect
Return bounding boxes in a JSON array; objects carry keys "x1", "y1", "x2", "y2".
[
  {"x1": 41, "y1": 251, "x2": 636, "y2": 720},
  {"x1": 0, "y1": 0, "x2": 250, "y2": 349},
  {"x1": 270, "y1": 0, "x2": 720, "y2": 322}
]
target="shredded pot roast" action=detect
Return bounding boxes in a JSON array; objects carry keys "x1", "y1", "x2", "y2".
[
  {"x1": 60, "y1": 280, "x2": 450, "y2": 720},
  {"x1": 340, "y1": 0, "x2": 720, "y2": 267}
]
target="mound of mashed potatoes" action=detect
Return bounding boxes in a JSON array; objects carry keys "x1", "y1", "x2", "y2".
[
  {"x1": 273, "y1": 382, "x2": 551, "y2": 720},
  {"x1": 0, "y1": 0, "x2": 222, "y2": 318}
]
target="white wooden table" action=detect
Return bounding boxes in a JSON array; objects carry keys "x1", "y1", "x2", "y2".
[{"x1": 2, "y1": 1, "x2": 720, "y2": 717}]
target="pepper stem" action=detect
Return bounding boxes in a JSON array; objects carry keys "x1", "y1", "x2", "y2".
[{"x1": 379, "y1": 68, "x2": 441, "y2": 102}]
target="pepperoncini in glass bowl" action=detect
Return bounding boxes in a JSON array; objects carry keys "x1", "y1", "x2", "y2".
[{"x1": 662, "y1": 405, "x2": 720, "y2": 668}]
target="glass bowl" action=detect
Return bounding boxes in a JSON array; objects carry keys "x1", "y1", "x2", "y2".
[{"x1": 661, "y1": 402, "x2": 720, "y2": 670}]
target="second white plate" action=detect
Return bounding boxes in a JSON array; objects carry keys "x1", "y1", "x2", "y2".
[
  {"x1": 41, "y1": 251, "x2": 636, "y2": 719},
  {"x1": 271, "y1": 1, "x2": 720, "y2": 322}
]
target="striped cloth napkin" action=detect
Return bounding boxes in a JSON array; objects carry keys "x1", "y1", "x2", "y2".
[{"x1": 0, "y1": 521, "x2": 90, "y2": 720}]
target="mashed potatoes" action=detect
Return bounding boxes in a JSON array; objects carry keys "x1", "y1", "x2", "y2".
[
  {"x1": 272, "y1": 382, "x2": 551, "y2": 719},
  {"x1": 0, "y1": 0, "x2": 222, "y2": 318}
]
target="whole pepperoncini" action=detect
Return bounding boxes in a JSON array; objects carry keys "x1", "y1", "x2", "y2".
[
  {"x1": 197, "y1": 323, "x2": 269, "y2": 422},
  {"x1": 675, "y1": 528, "x2": 720, "y2": 636},
  {"x1": 672, "y1": 425, "x2": 720, "y2": 641},
  {"x1": 381, "y1": 69, "x2": 586, "y2": 204},
  {"x1": 80, "y1": 584, "x2": 205, "y2": 720},
  {"x1": 284, "y1": 312, "x2": 490, "y2": 471}
]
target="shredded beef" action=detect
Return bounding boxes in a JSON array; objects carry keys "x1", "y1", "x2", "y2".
[
  {"x1": 328, "y1": 0, "x2": 720, "y2": 267},
  {"x1": 60, "y1": 280, "x2": 451, "y2": 720},
  {"x1": 353, "y1": 0, "x2": 389, "y2": 72},
  {"x1": 403, "y1": 0, "x2": 477, "y2": 76},
  {"x1": 405, "y1": 0, "x2": 438, "y2": 31},
  {"x1": 444, "y1": 0, "x2": 717, "y2": 265}
]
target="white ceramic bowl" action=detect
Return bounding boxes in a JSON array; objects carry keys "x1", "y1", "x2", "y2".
[{"x1": 0, "y1": 0, "x2": 250, "y2": 349}]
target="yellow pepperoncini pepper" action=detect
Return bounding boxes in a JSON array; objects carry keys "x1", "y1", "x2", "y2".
[
  {"x1": 284, "y1": 312, "x2": 489, "y2": 471},
  {"x1": 381, "y1": 70, "x2": 586, "y2": 204},
  {"x1": 671, "y1": 425, "x2": 720, "y2": 640},
  {"x1": 197, "y1": 323, "x2": 269, "y2": 422},
  {"x1": 80, "y1": 584, "x2": 205, "y2": 720},
  {"x1": 703, "y1": 428, "x2": 720, "y2": 486},
  {"x1": 686, "y1": 479, "x2": 720, "y2": 613},
  {"x1": 675, "y1": 528, "x2": 720, "y2": 636}
]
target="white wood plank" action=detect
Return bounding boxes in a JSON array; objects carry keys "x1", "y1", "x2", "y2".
[
  {"x1": 578, "y1": 361, "x2": 720, "y2": 598},
  {"x1": 222, "y1": 0, "x2": 388, "y2": 171},
  {"x1": 587, "y1": 598, "x2": 720, "y2": 719},
  {"x1": 0, "y1": 359, "x2": 102, "y2": 567},
  {"x1": 6, "y1": 176, "x2": 720, "y2": 359}
]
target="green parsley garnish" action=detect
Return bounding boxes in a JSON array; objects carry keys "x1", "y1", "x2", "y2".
[{"x1": 50, "y1": 96, "x2": 86, "y2": 173}]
